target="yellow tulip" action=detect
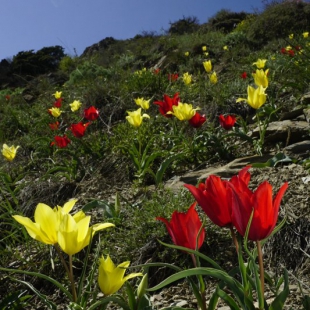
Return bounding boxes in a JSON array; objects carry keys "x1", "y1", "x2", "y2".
[
  {"x1": 203, "y1": 60, "x2": 212, "y2": 73},
  {"x1": 182, "y1": 72, "x2": 192, "y2": 85},
  {"x1": 134, "y1": 97, "x2": 150, "y2": 110},
  {"x1": 126, "y1": 108, "x2": 150, "y2": 127},
  {"x1": 285, "y1": 45, "x2": 292, "y2": 51},
  {"x1": 49, "y1": 107, "x2": 62, "y2": 118},
  {"x1": 236, "y1": 85, "x2": 267, "y2": 109},
  {"x1": 252, "y1": 69, "x2": 269, "y2": 88},
  {"x1": 303, "y1": 32, "x2": 309, "y2": 38},
  {"x1": 184, "y1": 51, "x2": 189, "y2": 57},
  {"x1": 223, "y1": 45, "x2": 229, "y2": 51},
  {"x1": 70, "y1": 100, "x2": 82, "y2": 112},
  {"x1": 53, "y1": 91, "x2": 62, "y2": 99},
  {"x1": 289, "y1": 33, "x2": 294, "y2": 39},
  {"x1": 209, "y1": 71, "x2": 218, "y2": 84},
  {"x1": 252, "y1": 59, "x2": 267, "y2": 69},
  {"x1": 2, "y1": 144, "x2": 20, "y2": 161},
  {"x1": 57, "y1": 211, "x2": 114, "y2": 255},
  {"x1": 98, "y1": 255, "x2": 143, "y2": 296},
  {"x1": 202, "y1": 46, "x2": 207, "y2": 52},
  {"x1": 167, "y1": 102, "x2": 199, "y2": 121}
]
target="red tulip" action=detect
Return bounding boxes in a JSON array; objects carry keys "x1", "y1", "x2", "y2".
[
  {"x1": 241, "y1": 72, "x2": 247, "y2": 79},
  {"x1": 219, "y1": 114, "x2": 236, "y2": 130},
  {"x1": 70, "y1": 122, "x2": 90, "y2": 138},
  {"x1": 84, "y1": 106, "x2": 99, "y2": 121},
  {"x1": 189, "y1": 112, "x2": 206, "y2": 128},
  {"x1": 184, "y1": 166, "x2": 251, "y2": 228},
  {"x1": 156, "y1": 202, "x2": 205, "y2": 251},
  {"x1": 50, "y1": 135, "x2": 70, "y2": 148},
  {"x1": 153, "y1": 93, "x2": 180, "y2": 118},
  {"x1": 168, "y1": 73, "x2": 179, "y2": 82},
  {"x1": 230, "y1": 178, "x2": 288, "y2": 241},
  {"x1": 49, "y1": 121, "x2": 59, "y2": 131},
  {"x1": 53, "y1": 98, "x2": 63, "y2": 108}
]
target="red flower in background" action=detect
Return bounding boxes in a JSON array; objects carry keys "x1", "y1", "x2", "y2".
[
  {"x1": 168, "y1": 73, "x2": 179, "y2": 82},
  {"x1": 230, "y1": 175, "x2": 288, "y2": 241},
  {"x1": 50, "y1": 135, "x2": 70, "y2": 148},
  {"x1": 153, "y1": 68, "x2": 161, "y2": 75},
  {"x1": 241, "y1": 72, "x2": 247, "y2": 79},
  {"x1": 219, "y1": 114, "x2": 236, "y2": 130},
  {"x1": 53, "y1": 98, "x2": 63, "y2": 108},
  {"x1": 49, "y1": 121, "x2": 60, "y2": 131},
  {"x1": 84, "y1": 106, "x2": 99, "y2": 121},
  {"x1": 153, "y1": 93, "x2": 180, "y2": 118},
  {"x1": 184, "y1": 167, "x2": 251, "y2": 228},
  {"x1": 156, "y1": 202, "x2": 205, "y2": 251},
  {"x1": 70, "y1": 122, "x2": 90, "y2": 138},
  {"x1": 287, "y1": 49, "x2": 295, "y2": 57},
  {"x1": 5, "y1": 95, "x2": 10, "y2": 101},
  {"x1": 189, "y1": 112, "x2": 206, "y2": 128}
]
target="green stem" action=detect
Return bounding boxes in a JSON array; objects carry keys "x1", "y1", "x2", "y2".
[
  {"x1": 69, "y1": 255, "x2": 77, "y2": 303},
  {"x1": 54, "y1": 244, "x2": 70, "y2": 277},
  {"x1": 256, "y1": 240, "x2": 265, "y2": 308}
]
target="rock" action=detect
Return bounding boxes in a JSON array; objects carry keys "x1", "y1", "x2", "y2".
[
  {"x1": 284, "y1": 140, "x2": 310, "y2": 158},
  {"x1": 280, "y1": 107, "x2": 305, "y2": 120},
  {"x1": 304, "y1": 107, "x2": 310, "y2": 123}
]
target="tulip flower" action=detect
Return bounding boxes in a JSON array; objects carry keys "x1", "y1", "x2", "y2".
[
  {"x1": 98, "y1": 255, "x2": 143, "y2": 296},
  {"x1": 182, "y1": 72, "x2": 192, "y2": 85},
  {"x1": 126, "y1": 108, "x2": 150, "y2": 127},
  {"x1": 84, "y1": 106, "x2": 99, "y2": 121},
  {"x1": 2, "y1": 144, "x2": 20, "y2": 162},
  {"x1": 53, "y1": 98, "x2": 63, "y2": 108},
  {"x1": 154, "y1": 93, "x2": 180, "y2": 117},
  {"x1": 252, "y1": 69, "x2": 269, "y2": 88},
  {"x1": 51, "y1": 135, "x2": 71, "y2": 148},
  {"x1": 252, "y1": 59, "x2": 267, "y2": 69},
  {"x1": 48, "y1": 107, "x2": 62, "y2": 118},
  {"x1": 230, "y1": 177, "x2": 288, "y2": 241},
  {"x1": 12, "y1": 199, "x2": 77, "y2": 245},
  {"x1": 58, "y1": 211, "x2": 114, "y2": 255},
  {"x1": 184, "y1": 51, "x2": 189, "y2": 57},
  {"x1": 134, "y1": 97, "x2": 150, "y2": 110},
  {"x1": 184, "y1": 167, "x2": 251, "y2": 228},
  {"x1": 49, "y1": 121, "x2": 60, "y2": 131},
  {"x1": 70, "y1": 100, "x2": 82, "y2": 112},
  {"x1": 303, "y1": 31, "x2": 309, "y2": 38},
  {"x1": 236, "y1": 85, "x2": 267, "y2": 109},
  {"x1": 5, "y1": 95, "x2": 10, "y2": 101},
  {"x1": 223, "y1": 45, "x2": 229, "y2": 51},
  {"x1": 53, "y1": 91, "x2": 62, "y2": 99},
  {"x1": 219, "y1": 114, "x2": 236, "y2": 130},
  {"x1": 189, "y1": 112, "x2": 206, "y2": 128},
  {"x1": 168, "y1": 73, "x2": 179, "y2": 82},
  {"x1": 241, "y1": 72, "x2": 247, "y2": 79},
  {"x1": 209, "y1": 71, "x2": 218, "y2": 84},
  {"x1": 70, "y1": 122, "x2": 90, "y2": 138},
  {"x1": 203, "y1": 60, "x2": 212, "y2": 73},
  {"x1": 202, "y1": 46, "x2": 207, "y2": 51},
  {"x1": 156, "y1": 202, "x2": 205, "y2": 250},
  {"x1": 289, "y1": 33, "x2": 294, "y2": 39},
  {"x1": 167, "y1": 102, "x2": 199, "y2": 121}
]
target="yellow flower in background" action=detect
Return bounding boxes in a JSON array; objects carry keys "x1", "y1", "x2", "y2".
[
  {"x1": 202, "y1": 46, "x2": 207, "y2": 51},
  {"x1": 303, "y1": 32, "x2": 309, "y2": 38},
  {"x1": 285, "y1": 45, "x2": 292, "y2": 51},
  {"x1": 48, "y1": 107, "x2": 62, "y2": 118},
  {"x1": 289, "y1": 33, "x2": 294, "y2": 39},
  {"x1": 184, "y1": 51, "x2": 189, "y2": 57},
  {"x1": 209, "y1": 71, "x2": 218, "y2": 84},
  {"x1": 98, "y1": 255, "x2": 143, "y2": 296},
  {"x1": 13, "y1": 199, "x2": 78, "y2": 245},
  {"x1": 203, "y1": 60, "x2": 212, "y2": 73},
  {"x1": 204, "y1": 52, "x2": 209, "y2": 57},
  {"x1": 236, "y1": 85, "x2": 267, "y2": 109},
  {"x1": 126, "y1": 108, "x2": 150, "y2": 127},
  {"x1": 182, "y1": 72, "x2": 192, "y2": 85},
  {"x1": 167, "y1": 102, "x2": 199, "y2": 121},
  {"x1": 57, "y1": 211, "x2": 114, "y2": 255},
  {"x1": 53, "y1": 91, "x2": 62, "y2": 99},
  {"x1": 70, "y1": 100, "x2": 82, "y2": 112},
  {"x1": 252, "y1": 69, "x2": 269, "y2": 88},
  {"x1": 252, "y1": 59, "x2": 267, "y2": 69},
  {"x1": 223, "y1": 45, "x2": 229, "y2": 51},
  {"x1": 2, "y1": 144, "x2": 20, "y2": 162},
  {"x1": 134, "y1": 97, "x2": 150, "y2": 110},
  {"x1": 134, "y1": 68, "x2": 147, "y2": 75}
]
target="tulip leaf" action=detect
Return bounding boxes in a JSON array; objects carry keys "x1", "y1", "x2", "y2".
[
  {"x1": 268, "y1": 269, "x2": 289, "y2": 310},
  {"x1": 155, "y1": 152, "x2": 184, "y2": 185},
  {"x1": 215, "y1": 286, "x2": 240, "y2": 310},
  {"x1": 87, "y1": 296, "x2": 131, "y2": 310},
  {"x1": 251, "y1": 153, "x2": 292, "y2": 168},
  {"x1": 82, "y1": 200, "x2": 119, "y2": 219},
  {"x1": 0, "y1": 290, "x2": 32, "y2": 309},
  {"x1": 302, "y1": 295, "x2": 310, "y2": 310}
]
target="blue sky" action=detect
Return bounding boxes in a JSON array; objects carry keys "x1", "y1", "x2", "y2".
[{"x1": 1, "y1": 0, "x2": 263, "y2": 60}]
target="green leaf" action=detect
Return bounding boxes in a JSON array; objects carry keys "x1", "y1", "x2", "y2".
[
  {"x1": 251, "y1": 153, "x2": 292, "y2": 168},
  {"x1": 155, "y1": 152, "x2": 184, "y2": 185},
  {"x1": 215, "y1": 286, "x2": 240, "y2": 310},
  {"x1": 269, "y1": 269, "x2": 290, "y2": 310},
  {"x1": 125, "y1": 282, "x2": 136, "y2": 310}
]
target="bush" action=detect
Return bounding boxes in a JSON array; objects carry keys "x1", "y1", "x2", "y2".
[{"x1": 168, "y1": 16, "x2": 200, "y2": 35}]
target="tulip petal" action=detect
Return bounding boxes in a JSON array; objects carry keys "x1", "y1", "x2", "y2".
[{"x1": 62, "y1": 199, "x2": 78, "y2": 213}]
